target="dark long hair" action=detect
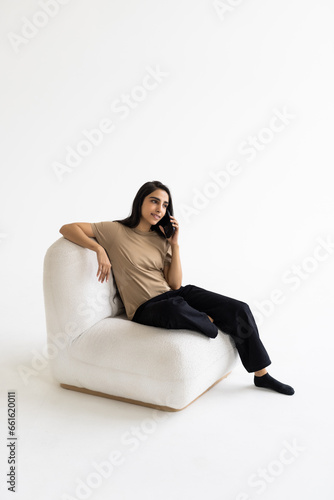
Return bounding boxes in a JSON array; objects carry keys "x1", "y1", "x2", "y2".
[{"x1": 113, "y1": 180, "x2": 174, "y2": 239}]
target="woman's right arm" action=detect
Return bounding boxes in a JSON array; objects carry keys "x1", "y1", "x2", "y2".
[{"x1": 59, "y1": 223, "x2": 111, "y2": 283}]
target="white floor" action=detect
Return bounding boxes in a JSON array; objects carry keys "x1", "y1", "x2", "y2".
[{"x1": 1, "y1": 317, "x2": 333, "y2": 500}]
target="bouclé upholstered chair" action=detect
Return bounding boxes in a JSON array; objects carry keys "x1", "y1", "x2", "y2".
[{"x1": 43, "y1": 237, "x2": 238, "y2": 411}]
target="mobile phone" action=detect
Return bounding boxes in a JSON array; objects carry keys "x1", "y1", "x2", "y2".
[{"x1": 159, "y1": 209, "x2": 175, "y2": 238}]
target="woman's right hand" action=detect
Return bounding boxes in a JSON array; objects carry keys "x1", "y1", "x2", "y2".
[{"x1": 96, "y1": 247, "x2": 112, "y2": 283}]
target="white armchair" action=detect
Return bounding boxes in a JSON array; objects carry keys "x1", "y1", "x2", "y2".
[{"x1": 43, "y1": 237, "x2": 238, "y2": 411}]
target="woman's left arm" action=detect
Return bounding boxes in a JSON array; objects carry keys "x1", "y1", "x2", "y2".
[
  {"x1": 161, "y1": 216, "x2": 182, "y2": 290},
  {"x1": 165, "y1": 243, "x2": 182, "y2": 289}
]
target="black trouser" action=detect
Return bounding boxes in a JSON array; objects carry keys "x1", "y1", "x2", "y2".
[{"x1": 132, "y1": 284, "x2": 271, "y2": 373}]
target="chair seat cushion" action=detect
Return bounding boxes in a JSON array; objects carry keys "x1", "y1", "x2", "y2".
[{"x1": 53, "y1": 313, "x2": 238, "y2": 411}]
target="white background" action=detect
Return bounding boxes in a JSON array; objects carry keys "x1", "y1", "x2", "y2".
[{"x1": 1, "y1": 1, "x2": 333, "y2": 499}]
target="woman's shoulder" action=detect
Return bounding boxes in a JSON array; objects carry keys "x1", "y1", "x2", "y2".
[
  {"x1": 92, "y1": 220, "x2": 120, "y2": 229},
  {"x1": 91, "y1": 220, "x2": 122, "y2": 237}
]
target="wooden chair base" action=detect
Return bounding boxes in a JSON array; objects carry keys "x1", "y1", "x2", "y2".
[{"x1": 60, "y1": 371, "x2": 232, "y2": 412}]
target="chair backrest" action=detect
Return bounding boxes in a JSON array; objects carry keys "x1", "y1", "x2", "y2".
[{"x1": 43, "y1": 237, "x2": 125, "y2": 345}]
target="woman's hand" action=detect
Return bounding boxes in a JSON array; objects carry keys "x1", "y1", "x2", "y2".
[
  {"x1": 159, "y1": 215, "x2": 179, "y2": 245},
  {"x1": 96, "y1": 247, "x2": 112, "y2": 283}
]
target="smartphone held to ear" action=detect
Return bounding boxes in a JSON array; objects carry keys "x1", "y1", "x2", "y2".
[{"x1": 159, "y1": 209, "x2": 175, "y2": 238}]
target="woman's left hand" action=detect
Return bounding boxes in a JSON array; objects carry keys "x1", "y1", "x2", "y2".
[{"x1": 159, "y1": 215, "x2": 179, "y2": 245}]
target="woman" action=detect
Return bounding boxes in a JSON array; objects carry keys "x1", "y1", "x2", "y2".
[{"x1": 59, "y1": 180, "x2": 294, "y2": 396}]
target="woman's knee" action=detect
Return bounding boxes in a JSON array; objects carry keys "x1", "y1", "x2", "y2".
[{"x1": 233, "y1": 299, "x2": 251, "y2": 315}]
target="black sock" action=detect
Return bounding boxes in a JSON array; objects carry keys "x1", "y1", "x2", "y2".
[{"x1": 254, "y1": 373, "x2": 295, "y2": 395}]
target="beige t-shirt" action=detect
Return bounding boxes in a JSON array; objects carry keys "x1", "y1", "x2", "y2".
[{"x1": 91, "y1": 221, "x2": 173, "y2": 320}]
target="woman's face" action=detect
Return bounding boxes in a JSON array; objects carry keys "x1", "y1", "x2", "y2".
[{"x1": 141, "y1": 189, "x2": 169, "y2": 227}]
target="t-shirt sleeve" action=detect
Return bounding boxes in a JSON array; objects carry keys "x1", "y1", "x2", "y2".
[
  {"x1": 90, "y1": 221, "x2": 118, "y2": 254},
  {"x1": 164, "y1": 244, "x2": 172, "y2": 267}
]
